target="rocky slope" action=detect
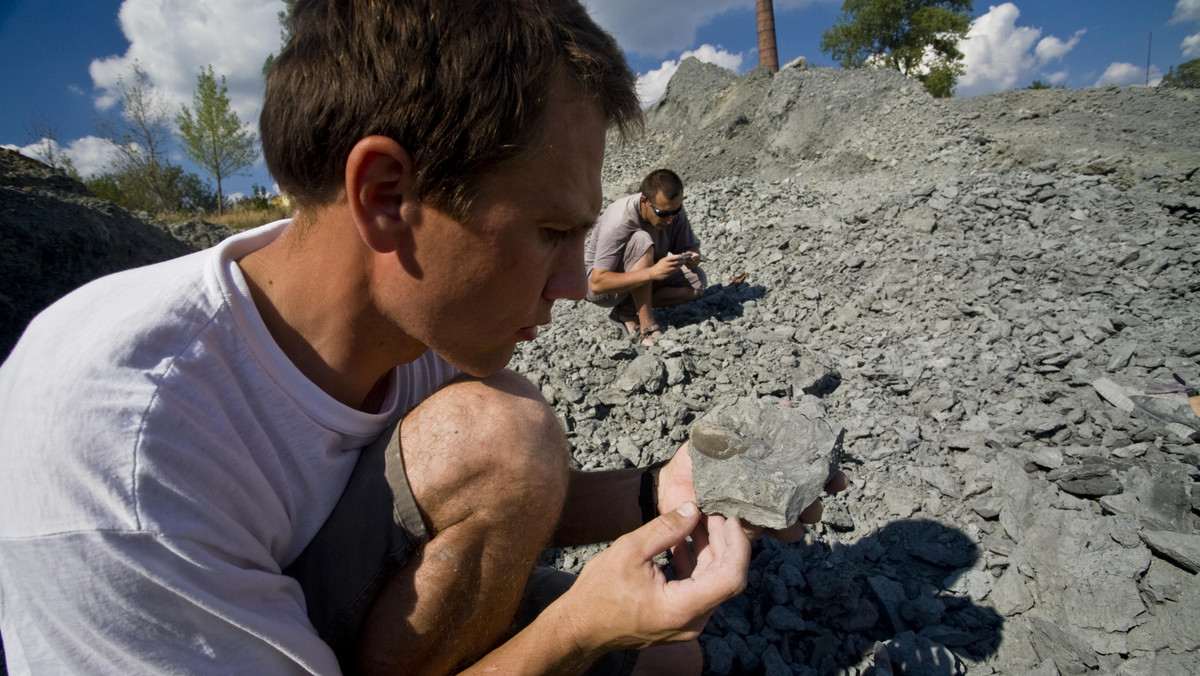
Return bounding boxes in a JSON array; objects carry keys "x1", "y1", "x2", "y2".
[
  {"x1": 516, "y1": 61, "x2": 1200, "y2": 675},
  {"x1": 0, "y1": 148, "x2": 236, "y2": 360},
  {"x1": 2, "y1": 60, "x2": 1198, "y2": 675}
]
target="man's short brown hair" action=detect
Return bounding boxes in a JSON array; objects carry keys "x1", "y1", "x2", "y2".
[
  {"x1": 639, "y1": 169, "x2": 683, "y2": 201},
  {"x1": 261, "y1": 0, "x2": 641, "y2": 219}
]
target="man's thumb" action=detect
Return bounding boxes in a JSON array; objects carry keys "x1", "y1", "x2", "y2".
[{"x1": 630, "y1": 501, "x2": 701, "y2": 560}]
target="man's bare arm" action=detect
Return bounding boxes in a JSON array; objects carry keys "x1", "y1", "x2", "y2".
[
  {"x1": 589, "y1": 255, "x2": 683, "y2": 295},
  {"x1": 463, "y1": 503, "x2": 749, "y2": 675}
]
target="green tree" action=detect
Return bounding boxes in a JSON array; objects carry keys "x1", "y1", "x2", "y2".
[
  {"x1": 262, "y1": 0, "x2": 299, "y2": 75},
  {"x1": 820, "y1": 0, "x2": 972, "y2": 98},
  {"x1": 96, "y1": 64, "x2": 184, "y2": 212},
  {"x1": 85, "y1": 164, "x2": 215, "y2": 215},
  {"x1": 176, "y1": 65, "x2": 259, "y2": 215},
  {"x1": 1026, "y1": 79, "x2": 1067, "y2": 90},
  {"x1": 1161, "y1": 58, "x2": 1200, "y2": 88}
]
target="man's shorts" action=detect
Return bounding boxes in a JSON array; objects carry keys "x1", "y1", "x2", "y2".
[
  {"x1": 586, "y1": 229, "x2": 707, "y2": 307},
  {"x1": 285, "y1": 420, "x2": 637, "y2": 674}
]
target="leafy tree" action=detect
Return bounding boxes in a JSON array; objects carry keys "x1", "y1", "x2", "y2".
[
  {"x1": 176, "y1": 65, "x2": 259, "y2": 215},
  {"x1": 1026, "y1": 80, "x2": 1066, "y2": 90},
  {"x1": 85, "y1": 164, "x2": 215, "y2": 215},
  {"x1": 262, "y1": 0, "x2": 299, "y2": 75},
  {"x1": 1161, "y1": 58, "x2": 1200, "y2": 89},
  {"x1": 96, "y1": 64, "x2": 181, "y2": 212},
  {"x1": 820, "y1": 0, "x2": 972, "y2": 98}
]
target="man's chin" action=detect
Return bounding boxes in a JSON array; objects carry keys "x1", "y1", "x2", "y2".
[{"x1": 448, "y1": 347, "x2": 516, "y2": 379}]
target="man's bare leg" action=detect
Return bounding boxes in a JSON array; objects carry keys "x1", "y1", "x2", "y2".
[
  {"x1": 624, "y1": 250, "x2": 658, "y2": 338},
  {"x1": 358, "y1": 370, "x2": 570, "y2": 675}
]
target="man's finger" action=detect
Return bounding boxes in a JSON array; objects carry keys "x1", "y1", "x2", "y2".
[
  {"x1": 626, "y1": 502, "x2": 702, "y2": 561},
  {"x1": 825, "y1": 470, "x2": 848, "y2": 494},
  {"x1": 798, "y1": 498, "x2": 824, "y2": 524}
]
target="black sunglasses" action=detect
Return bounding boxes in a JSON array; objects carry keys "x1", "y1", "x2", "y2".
[{"x1": 646, "y1": 200, "x2": 682, "y2": 218}]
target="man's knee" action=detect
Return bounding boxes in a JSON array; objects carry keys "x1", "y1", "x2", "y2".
[{"x1": 400, "y1": 369, "x2": 569, "y2": 538}]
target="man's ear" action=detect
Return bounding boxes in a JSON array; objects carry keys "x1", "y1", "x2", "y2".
[{"x1": 345, "y1": 135, "x2": 418, "y2": 253}]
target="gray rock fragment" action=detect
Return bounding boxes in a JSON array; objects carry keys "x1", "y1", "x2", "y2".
[
  {"x1": 1092, "y1": 377, "x2": 1135, "y2": 412},
  {"x1": 613, "y1": 353, "x2": 665, "y2": 393},
  {"x1": 689, "y1": 397, "x2": 842, "y2": 529},
  {"x1": 867, "y1": 575, "x2": 908, "y2": 631},
  {"x1": 1026, "y1": 615, "x2": 1099, "y2": 675},
  {"x1": 1139, "y1": 530, "x2": 1200, "y2": 573}
]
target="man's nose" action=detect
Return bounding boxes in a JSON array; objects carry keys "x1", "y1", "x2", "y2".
[{"x1": 545, "y1": 244, "x2": 587, "y2": 301}]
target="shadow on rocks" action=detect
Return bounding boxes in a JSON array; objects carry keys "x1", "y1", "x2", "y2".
[
  {"x1": 701, "y1": 519, "x2": 1002, "y2": 676},
  {"x1": 661, "y1": 282, "x2": 768, "y2": 331}
]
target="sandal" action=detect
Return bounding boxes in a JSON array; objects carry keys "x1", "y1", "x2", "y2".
[{"x1": 638, "y1": 324, "x2": 663, "y2": 347}]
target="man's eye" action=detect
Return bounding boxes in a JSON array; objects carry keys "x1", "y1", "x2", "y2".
[{"x1": 543, "y1": 228, "x2": 573, "y2": 242}]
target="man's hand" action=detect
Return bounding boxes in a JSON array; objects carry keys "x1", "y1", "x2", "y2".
[
  {"x1": 656, "y1": 441, "x2": 849, "y2": 544},
  {"x1": 649, "y1": 255, "x2": 685, "y2": 280},
  {"x1": 681, "y1": 251, "x2": 702, "y2": 269},
  {"x1": 557, "y1": 502, "x2": 750, "y2": 653}
]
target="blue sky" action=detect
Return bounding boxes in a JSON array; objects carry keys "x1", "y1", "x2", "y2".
[{"x1": 2, "y1": 0, "x2": 1197, "y2": 201}]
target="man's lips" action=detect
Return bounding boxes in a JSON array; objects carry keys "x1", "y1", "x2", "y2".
[{"x1": 517, "y1": 316, "x2": 552, "y2": 341}]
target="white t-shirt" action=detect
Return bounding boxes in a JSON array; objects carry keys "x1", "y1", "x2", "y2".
[{"x1": 0, "y1": 220, "x2": 459, "y2": 674}]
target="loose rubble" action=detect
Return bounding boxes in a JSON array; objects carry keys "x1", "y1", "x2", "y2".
[
  {"x1": 524, "y1": 61, "x2": 1200, "y2": 674},
  {"x1": 2, "y1": 59, "x2": 1198, "y2": 675}
]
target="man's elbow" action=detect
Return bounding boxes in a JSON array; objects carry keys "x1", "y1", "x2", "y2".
[{"x1": 588, "y1": 270, "x2": 608, "y2": 294}]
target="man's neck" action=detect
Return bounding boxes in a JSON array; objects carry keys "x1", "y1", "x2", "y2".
[{"x1": 238, "y1": 208, "x2": 426, "y2": 411}]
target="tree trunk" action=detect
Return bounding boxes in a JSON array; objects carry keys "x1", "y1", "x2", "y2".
[{"x1": 756, "y1": 0, "x2": 779, "y2": 73}]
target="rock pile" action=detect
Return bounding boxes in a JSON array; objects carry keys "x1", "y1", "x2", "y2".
[
  {"x1": 2, "y1": 58, "x2": 1198, "y2": 674},
  {"x1": 518, "y1": 62, "x2": 1200, "y2": 674},
  {"x1": 0, "y1": 149, "x2": 235, "y2": 360},
  {"x1": 0, "y1": 149, "x2": 194, "y2": 358}
]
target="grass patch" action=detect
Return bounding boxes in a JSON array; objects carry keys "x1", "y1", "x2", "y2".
[{"x1": 210, "y1": 203, "x2": 292, "y2": 231}]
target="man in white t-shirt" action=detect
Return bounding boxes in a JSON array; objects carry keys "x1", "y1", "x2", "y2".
[{"x1": 0, "y1": 1, "x2": 844, "y2": 674}]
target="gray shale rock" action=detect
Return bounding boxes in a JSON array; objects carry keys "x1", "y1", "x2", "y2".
[{"x1": 689, "y1": 396, "x2": 842, "y2": 529}]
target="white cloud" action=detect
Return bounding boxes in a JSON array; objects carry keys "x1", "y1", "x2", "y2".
[
  {"x1": 1172, "y1": 0, "x2": 1200, "y2": 24},
  {"x1": 583, "y1": 0, "x2": 833, "y2": 58},
  {"x1": 5, "y1": 136, "x2": 117, "y2": 177},
  {"x1": 1183, "y1": 32, "x2": 1200, "y2": 58},
  {"x1": 65, "y1": 136, "x2": 123, "y2": 177},
  {"x1": 89, "y1": 0, "x2": 282, "y2": 126},
  {"x1": 1172, "y1": 0, "x2": 1200, "y2": 57},
  {"x1": 1045, "y1": 70, "x2": 1069, "y2": 85},
  {"x1": 958, "y1": 3, "x2": 1085, "y2": 97},
  {"x1": 1034, "y1": 30, "x2": 1084, "y2": 63},
  {"x1": 1095, "y1": 62, "x2": 1162, "y2": 88},
  {"x1": 636, "y1": 45, "x2": 744, "y2": 106}
]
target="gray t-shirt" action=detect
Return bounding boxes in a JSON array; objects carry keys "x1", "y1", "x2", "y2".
[{"x1": 584, "y1": 193, "x2": 700, "y2": 273}]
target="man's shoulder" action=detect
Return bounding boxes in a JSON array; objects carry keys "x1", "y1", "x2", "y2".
[
  {"x1": 16, "y1": 249, "x2": 219, "y2": 365},
  {"x1": 595, "y1": 193, "x2": 641, "y2": 230}
]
